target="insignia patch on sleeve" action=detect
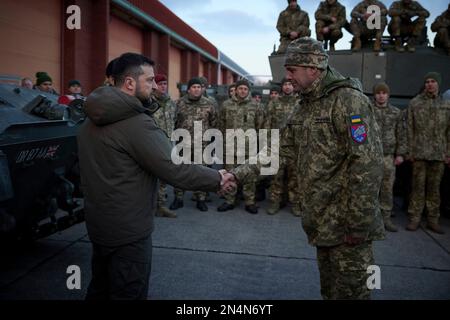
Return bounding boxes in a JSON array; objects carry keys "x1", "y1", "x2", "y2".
[{"x1": 349, "y1": 115, "x2": 367, "y2": 144}]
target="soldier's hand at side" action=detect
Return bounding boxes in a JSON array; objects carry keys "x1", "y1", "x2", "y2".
[
  {"x1": 394, "y1": 156, "x2": 404, "y2": 166},
  {"x1": 331, "y1": 16, "x2": 337, "y2": 23},
  {"x1": 289, "y1": 31, "x2": 299, "y2": 39},
  {"x1": 322, "y1": 27, "x2": 330, "y2": 34}
]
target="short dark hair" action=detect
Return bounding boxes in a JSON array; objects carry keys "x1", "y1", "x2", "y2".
[
  {"x1": 112, "y1": 53, "x2": 155, "y2": 86},
  {"x1": 105, "y1": 58, "x2": 118, "y2": 78}
]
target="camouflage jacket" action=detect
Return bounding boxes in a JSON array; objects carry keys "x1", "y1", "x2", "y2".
[
  {"x1": 233, "y1": 67, "x2": 385, "y2": 247},
  {"x1": 372, "y1": 102, "x2": 407, "y2": 156},
  {"x1": 219, "y1": 94, "x2": 265, "y2": 159},
  {"x1": 351, "y1": 0, "x2": 388, "y2": 21},
  {"x1": 315, "y1": 1, "x2": 347, "y2": 29},
  {"x1": 152, "y1": 93, "x2": 176, "y2": 138},
  {"x1": 431, "y1": 8, "x2": 450, "y2": 32},
  {"x1": 174, "y1": 94, "x2": 217, "y2": 138},
  {"x1": 388, "y1": 1, "x2": 430, "y2": 19},
  {"x1": 407, "y1": 93, "x2": 450, "y2": 161},
  {"x1": 276, "y1": 5, "x2": 310, "y2": 38},
  {"x1": 265, "y1": 94, "x2": 298, "y2": 130}
]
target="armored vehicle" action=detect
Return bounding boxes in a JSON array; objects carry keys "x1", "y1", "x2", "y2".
[{"x1": 0, "y1": 84, "x2": 85, "y2": 242}]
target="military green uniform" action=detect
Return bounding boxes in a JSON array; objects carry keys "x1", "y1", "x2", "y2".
[
  {"x1": 406, "y1": 92, "x2": 450, "y2": 226},
  {"x1": 265, "y1": 94, "x2": 299, "y2": 210},
  {"x1": 350, "y1": 0, "x2": 388, "y2": 51},
  {"x1": 315, "y1": 0, "x2": 347, "y2": 48},
  {"x1": 372, "y1": 100, "x2": 407, "y2": 226},
  {"x1": 431, "y1": 5, "x2": 450, "y2": 55},
  {"x1": 152, "y1": 93, "x2": 176, "y2": 208},
  {"x1": 388, "y1": 0, "x2": 430, "y2": 51},
  {"x1": 173, "y1": 94, "x2": 217, "y2": 202},
  {"x1": 232, "y1": 38, "x2": 385, "y2": 300},
  {"x1": 219, "y1": 93, "x2": 265, "y2": 206},
  {"x1": 276, "y1": 4, "x2": 311, "y2": 54}
]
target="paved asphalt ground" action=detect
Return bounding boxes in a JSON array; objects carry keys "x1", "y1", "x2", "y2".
[{"x1": 0, "y1": 191, "x2": 449, "y2": 300}]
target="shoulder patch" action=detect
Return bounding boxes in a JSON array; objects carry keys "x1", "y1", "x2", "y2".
[{"x1": 349, "y1": 115, "x2": 367, "y2": 144}]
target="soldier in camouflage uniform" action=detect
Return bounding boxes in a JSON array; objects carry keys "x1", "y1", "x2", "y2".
[
  {"x1": 406, "y1": 72, "x2": 450, "y2": 234},
  {"x1": 265, "y1": 78, "x2": 300, "y2": 217},
  {"x1": 151, "y1": 74, "x2": 177, "y2": 218},
  {"x1": 169, "y1": 77, "x2": 218, "y2": 212},
  {"x1": 231, "y1": 37, "x2": 385, "y2": 299},
  {"x1": 388, "y1": 0, "x2": 430, "y2": 52},
  {"x1": 431, "y1": 4, "x2": 450, "y2": 56},
  {"x1": 269, "y1": 85, "x2": 281, "y2": 102},
  {"x1": 372, "y1": 82, "x2": 407, "y2": 232},
  {"x1": 315, "y1": 0, "x2": 347, "y2": 51},
  {"x1": 276, "y1": 0, "x2": 311, "y2": 54},
  {"x1": 200, "y1": 76, "x2": 219, "y2": 112},
  {"x1": 217, "y1": 80, "x2": 265, "y2": 214},
  {"x1": 350, "y1": 0, "x2": 388, "y2": 52}
]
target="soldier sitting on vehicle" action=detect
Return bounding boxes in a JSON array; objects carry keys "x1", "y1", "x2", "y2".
[
  {"x1": 388, "y1": 0, "x2": 430, "y2": 53},
  {"x1": 34, "y1": 72, "x2": 59, "y2": 95},
  {"x1": 350, "y1": 0, "x2": 388, "y2": 52},
  {"x1": 315, "y1": 0, "x2": 347, "y2": 51},
  {"x1": 276, "y1": 0, "x2": 311, "y2": 54},
  {"x1": 431, "y1": 4, "x2": 450, "y2": 56}
]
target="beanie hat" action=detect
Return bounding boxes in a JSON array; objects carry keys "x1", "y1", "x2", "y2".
[
  {"x1": 187, "y1": 77, "x2": 203, "y2": 89},
  {"x1": 424, "y1": 72, "x2": 442, "y2": 88},
  {"x1": 270, "y1": 85, "x2": 281, "y2": 93},
  {"x1": 281, "y1": 78, "x2": 293, "y2": 87},
  {"x1": 68, "y1": 79, "x2": 81, "y2": 87},
  {"x1": 36, "y1": 72, "x2": 52, "y2": 86},
  {"x1": 285, "y1": 37, "x2": 329, "y2": 70},
  {"x1": 235, "y1": 79, "x2": 251, "y2": 89},
  {"x1": 155, "y1": 74, "x2": 167, "y2": 83},
  {"x1": 373, "y1": 82, "x2": 390, "y2": 95}
]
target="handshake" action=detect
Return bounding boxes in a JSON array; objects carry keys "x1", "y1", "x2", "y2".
[{"x1": 218, "y1": 169, "x2": 238, "y2": 195}]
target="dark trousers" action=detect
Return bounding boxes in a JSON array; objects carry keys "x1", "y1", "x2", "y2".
[{"x1": 85, "y1": 235, "x2": 152, "y2": 300}]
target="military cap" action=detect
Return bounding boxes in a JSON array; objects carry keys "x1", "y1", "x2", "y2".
[
  {"x1": 284, "y1": 37, "x2": 329, "y2": 70},
  {"x1": 36, "y1": 72, "x2": 52, "y2": 86},
  {"x1": 235, "y1": 79, "x2": 251, "y2": 89},
  {"x1": 424, "y1": 72, "x2": 442, "y2": 88},
  {"x1": 155, "y1": 74, "x2": 167, "y2": 83},
  {"x1": 187, "y1": 77, "x2": 203, "y2": 89},
  {"x1": 373, "y1": 82, "x2": 390, "y2": 95},
  {"x1": 68, "y1": 79, "x2": 81, "y2": 87}
]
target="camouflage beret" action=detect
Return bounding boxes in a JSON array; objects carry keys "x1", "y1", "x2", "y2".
[
  {"x1": 284, "y1": 37, "x2": 329, "y2": 70},
  {"x1": 373, "y1": 82, "x2": 390, "y2": 95}
]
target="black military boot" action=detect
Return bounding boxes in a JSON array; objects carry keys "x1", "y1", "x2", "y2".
[
  {"x1": 170, "y1": 198, "x2": 184, "y2": 210},
  {"x1": 196, "y1": 200, "x2": 208, "y2": 212},
  {"x1": 217, "y1": 202, "x2": 235, "y2": 212},
  {"x1": 245, "y1": 204, "x2": 258, "y2": 214}
]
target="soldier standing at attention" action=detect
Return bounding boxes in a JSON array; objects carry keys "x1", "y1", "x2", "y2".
[
  {"x1": 350, "y1": 0, "x2": 388, "y2": 52},
  {"x1": 315, "y1": 0, "x2": 347, "y2": 51},
  {"x1": 268, "y1": 85, "x2": 281, "y2": 102},
  {"x1": 152, "y1": 74, "x2": 177, "y2": 218},
  {"x1": 276, "y1": 0, "x2": 311, "y2": 54},
  {"x1": 431, "y1": 4, "x2": 450, "y2": 56},
  {"x1": 406, "y1": 72, "x2": 450, "y2": 234},
  {"x1": 169, "y1": 77, "x2": 218, "y2": 212},
  {"x1": 388, "y1": 0, "x2": 430, "y2": 52},
  {"x1": 217, "y1": 80, "x2": 265, "y2": 214},
  {"x1": 372, "y1": 83, "x2": 407, "y2": 232},
  {"x1": 231, "y1": 38, "x2": 385, "y2": 299},
  {"x1": 265, "y1": 78, "x2": 300, "y2": 217}
]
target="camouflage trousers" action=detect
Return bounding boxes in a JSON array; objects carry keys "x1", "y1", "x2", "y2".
[
  {"x1": 380, "y1": 155, "x2": 396, "y2": 218},
  {"x1": 173, "y1": 189, "x2": 207, "y2": 201},
  {"x1": 268, "y1": 160, "x2": 299, "y2": 205},
  {"x1": 317, "y1": 242, "x2": 374, "y2": 300},
  {"x1": 408, "y1": 160, "x2": 445, "y2": 224},
  {"x1": 350, "y1": 18, "x2": 387, "y2": 39},
  {"x1": 223, "y1": 163, "x2": 256, "y2": 205},
  {"x1": 388, "y1": 17, "x2": 426, "y2": 38},
  {"x1": 434, "y1": 27, "x2": 450, "y2": 50},
  {"x1": 158, "y1": 182, "x2": 168, "y2": 207},
  {"x1": 277, "y1": 28, "x2": 311, "y2": 53},
  {"x1": 315, "y1": 21, "x2": 343, "y2": 43}
]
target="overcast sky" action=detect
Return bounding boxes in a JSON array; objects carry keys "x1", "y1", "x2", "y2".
[{"x1": 159, "y1": 0, "x2": 448, "y2": 78}]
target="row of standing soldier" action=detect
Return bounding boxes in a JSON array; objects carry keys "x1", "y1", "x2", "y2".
[{"x1": 276, "y1": 0, "x2": 450, "y2": 54}]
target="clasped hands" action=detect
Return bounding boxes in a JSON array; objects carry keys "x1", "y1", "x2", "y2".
[{"x1": 218, "y1": 169, "x2": 237, "y2": 196}]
